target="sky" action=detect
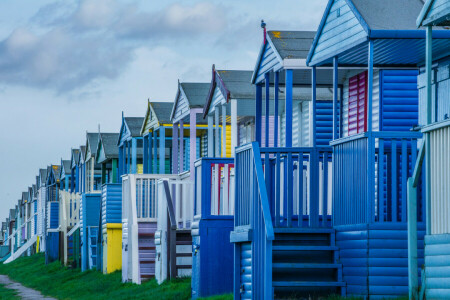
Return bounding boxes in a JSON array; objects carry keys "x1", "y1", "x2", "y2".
[{"x1": 0, "y1": 0, "x2": 328, "y2": 221}]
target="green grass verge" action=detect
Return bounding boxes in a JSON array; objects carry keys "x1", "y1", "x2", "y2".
[
  {"x1": 0, "y1": 253, "x2": 190, "y2": 300},
  {"x1": 0, "y1": 283, "x2": 19, "y2": 299}
]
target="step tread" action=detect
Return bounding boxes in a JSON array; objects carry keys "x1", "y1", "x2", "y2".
[
  {"x1": 272, "y1": 281, "x2": 346, "y2": 287},
  {"x1": 176, "y1": 264, "x2": 192, "y2": 269},
  {"x1": 273, "y1": 263, "x2": 342, "y2": 269},
  {"x1": 274, "y1": 228, "x2": 334, "y2": 234},
  {"x1": 273, "y1": 245, "x2": 338, "y2": 251}
]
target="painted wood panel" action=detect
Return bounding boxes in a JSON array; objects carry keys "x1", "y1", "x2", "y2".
[
  {"x1": 348, "y1": 71, "x2": 368, "y2": 136},
  {"x1": 173, "y1": 89, "x2": 190, "y2": 122},
  {"x1": 423, "y1": 0, "x2": 450, "y2": 26},
  {"x1": 101, "y1": 183, "x2": 122, "y2": 226},
  {"x1": 208, "y1": 88, "x2": 226, "y2": 114},
  {"x1": 310, "y1": 0, "x2": 367, "y2": 65},
  {"x1": 254, "y1": 42, "x2": 283, "y2": 84},
  {"x1": 240, "y1": 243, "x2": 252, "y2": 299},
  {"x1": 239, "y1": 123, "x2": 254, "y2": 146},
  {"x1": 425, "y1": 234, "x2": 450, "y2": 298}
]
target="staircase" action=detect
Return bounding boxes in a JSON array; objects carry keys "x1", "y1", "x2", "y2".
[
  {"x1": 272, "y1": 228, "x2": 345, "y2": 298},
  {"x1": 87, "y1": 226, "x2": 98, "y2": 269},
  {"x1": 67, "y1": 234, "x2": 74, "y2": 266},
  {"x1": 138, "y1": 222, "x2": 156, "y2": 281},
  {"x1": 5, "y1": 234, "x2": 37, "y2": 264},
  {"x1": 175, "y1": 229, "x2": 192, "y2": 277}
]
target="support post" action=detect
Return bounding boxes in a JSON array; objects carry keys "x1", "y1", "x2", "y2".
[
  {"x1": 101, "y1": 163, "x2": 106, "y2": 185},
  {"x1": 215, "y1": 108, "x2": 220, "y2": 157},
  {"x1": 333, "y1": 56, "x2": 339, "y2": 140},
  {"x1": 274, "y1": 71, "x2": 279, "y2": 147},
  {"x1": 131, "y1": 138, "x2": 137, "y2": 174},
  {"x1": 425, "y1": 25, "x2": 432, "y2": 235},
  {"x1": 265, "y1": 72, "x2": 270, "y2": 147},
  {"x1": 179, "y1": 120, "x2": 184, "y2": 172},
  {"x1": 172, "y1": 123, "x2": 179, "y2": 174},
  {"x1": 367, "y1": 40, "x2": 375, "y2": 223},
  {"x1": 408, "y1": 178, "x2": 418, "y2": 299},
  {"x1": 231, "y1": 100, "x2": 238, "y2": 156},
  {"x1": 153, "y1": 130, "x2": 158, "y2": 174},
  {"x1": 190, "y1": 112, "x2": 197, "y2": 179},
  {"x1": 312, "y1": 66, "x2": 317, "y2": 147},
  {"x1": 143, "y1": 134, "x2": 148, "y2": 174},
  {"x1": 148, "y1": 132, "x2": 153, "y2": 174},
  {"x1": 255, "y1": 84, "x2": 262, "y2": 145},
  {"x1": 285, "y1": 69, "x2": 293, "y2": 147},
  {"x1": 222, "y1": 104, "x2": 227, "y2": 157},
  {"x1": 208, "y1": 115, "x2": 214, "y2": 157},
  {"x1": 159, "y1": 127, "x2": 166, "y2": 174}
]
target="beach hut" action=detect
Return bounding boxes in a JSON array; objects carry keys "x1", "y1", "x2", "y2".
[
  {"x1": 303, "y1": 0, "x2": 449, "y2": 297},
  {"x1": 152, "y1": 82, "x2": 211, "y2": 285},
  {"x1": 191, "y1": 68, "x2": 258, "y2": 298},
  {"x1": 231, "y1": 27, "x2": 344, "y2": 299},
  {"x1": 37, "y1": 168, "x2": 48, "y2": 252},
  {"x1": 70, "y1": 149, "x2": 80, "y2": 194},
  {"x1": 45, "y1": 165, "x2": 61, "y2": 263},
  {"x1": 80, "y1": 133, "x2": 102, "y2": 271},
  {"x1": 96, "y1": 132, "x2": 121, "y2": 274},
  {"x1": 408, "y1": 1, "x2": 450, "y2": 298}
]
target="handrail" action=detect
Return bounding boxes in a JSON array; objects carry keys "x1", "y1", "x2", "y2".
[
  {"x1": 251, "y1": 142, "x2": 275, "y2": 241},
  {"x1": 330, "y1": 131, "x2": 423, "y2": 146},
  {"x1": 162, "y1": 180, "x2": 177, "y2": 230},
  {"x1": 412, "y1": 142, "x2": 426, "y2": 188}
]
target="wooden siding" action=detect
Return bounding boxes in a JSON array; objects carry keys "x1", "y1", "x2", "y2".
[
  {"x1": 238, "y1": 123, "x2": 254, "y2": 146},
  {"x1": 425, "y1": 234, "x2": 450, "y2": 298},
  {"x1": 240, "y1": 243, "x2": 252, "y2": 299},
  {"x1": 348, "y1": 71, "x2": 368, "y2": 136},
  {"x1": 101, "y1": 183, "x2": 122, "y2": 226},
  {"x1": 254, "y1": 41, "x2": 283, "y2": 84},
  {"x1": 208, "y1": 87, "x2": 226, "y2": 114},
  {"x1": 418, "y1": 60, "x2": 450, "y2": 125},
  {"x1": 309, "y1": 0, "x2": 367, "y2": 65},
  {"x1": 380, "y1": 70, "x2": 419, "y2": 131},
  {"x1": 142, "y1": 105, "x2": 159, "y2": 136},
  {"x1": 337, "y1": 223, "x2": 425, "y2": 298},
  {"x1": 173, "y1": 89, "x2": 190, "y2": 122}
]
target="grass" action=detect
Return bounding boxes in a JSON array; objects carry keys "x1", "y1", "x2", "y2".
[
  {"x1": 0, "y1": 284, "x2": 19, "y2": 299},
  {"x1": 0, "y1": 253, "x2": 190, "y2": 300}
]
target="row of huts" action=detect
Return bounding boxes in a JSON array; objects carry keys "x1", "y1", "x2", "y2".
[{"x1": 1, "y1": 0, "x2": 449, "y2": 298}]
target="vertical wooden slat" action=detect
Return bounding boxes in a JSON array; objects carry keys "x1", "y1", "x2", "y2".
[
  {"x1": 379, "y1": 139, "x2": 385, "y2": 222},
  {"x1": 322, "y1": 151, "x2": 328, "y2": 227},
  {"x1": 287, "y1": 152, "x2": 293, "y2": 227},
  {"x1": 401, "y1": 139, "x2": 407, "y2": 222},
  {"x1": 392, "y1": 140, "x2": 398, "y2": 222},
  {"x1": 275, "y1": 152, "x2": 281, "y2": 227},
  {"x1": 298, "y1": 152, "x2": 303, "y2": 228}
]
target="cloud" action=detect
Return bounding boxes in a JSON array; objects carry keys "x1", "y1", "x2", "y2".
[{"x1": 0, "y1": 0, "x2": 229, "y2": 94}]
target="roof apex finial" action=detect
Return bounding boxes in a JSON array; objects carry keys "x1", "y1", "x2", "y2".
[{"x1": 261, "y1": 19, "x2": 267, "y2": 44}]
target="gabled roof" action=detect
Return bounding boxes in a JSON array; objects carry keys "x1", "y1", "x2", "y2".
[
  {"x1": 96, "y1": 133, "x2": 119, "y2": 164},
  {"x1": 86, "y1": 133, "x2": 99, "y2": 158},
  {"x1": 203, "y1": 67, "x2": 254, "y2": 118},
  {"x1": 71, "y1": 149, "x2": 80, "y2": 169},
  {"x1": 39, "y1": 168, "x2": 48, "y2": 186},
  {"x1": 417, "y1": 0, "x2": 450, "y2": 27},
  {"x1": 170, "y1": 82, "x2": 210, "y2": 121},
  {"x1": 47, "y1": 165, "x2": 61, "y2": 184},
  {"x1": 79, "y1": 146, "x2": 86, "y2": 164},
  {"x1": 118, "y1": 117, "x2": 145, "y2": 146},
  {"x1": 60, "y1": 160, "x2": 71, "y2": 178},
  {"x1": 307, "y1": 0, "x2": 450, "y2": 66},
  {"x1": 140, "y1": 100, "x2": 174, "y2": 135},
  {"x1": 9, "y1": 209, "x2": 15, "y2": 221},
  {"x1": 21, "y1": 191, "x2": 28, "y2": 203}
]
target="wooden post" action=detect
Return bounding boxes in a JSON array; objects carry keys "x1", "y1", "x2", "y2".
[
  {"x1": 222, "y1": 104, "x2": 227, "y2": 157},
  {"x1": 215, "y1": 108, "x2": 220, "y2": 157},
  {"x1": 255, "y1": 84, "x2": 262, "y2": 145},
  {"x1": 408, "y1": 178, "x2": 418, "y2": 299},
  {"x1": 153, "y1": 130, "x2": 158, "y2": 174},
  {"x1": 172, "y1": 123, "x2": 178, "y2": 174},
  {"x1": 333, "y1": 56, "x2": 339, "y2": 140},
  {"x1": 231, "y1": 100, "x2": 237, "y2": 156},
  {"x1": 208, "y1": 115, "x2": 214, "y2": 157},
  {"x1": 148, "y1": 132, "x2": 153, "y2": 174},
  {"x1": 425, "y1": 25, "x2": 432, "y2": 235},
  {"x1": 312, "y1": 66, "x2": 317, "y2": 147},
  {"x1": 160, "y1": 127, "x2": 166, "y2": 174},
  {"x1": 190, "y1": 112, "x2": 197, "y2": 178},
  {"x1": 131, "y1": 138, "x2": 137, "y2": 174},
  {"x1": 285, "y1": 69, "x2": 293, "y2": 147},
  {"x1": 367, "y1": 40, "x2": 375, "y2": 223},
  {"x1": 111, "y1": 158, "x2": 118, "y2": 183},
  {"x1": 179, "y1": 120, "x2": 184, "y2": 172},
  {"x1": 265, "y1": 72, "x2": 270, "y2": 147},
  {"x1": 274, "y1": 71, "x2": 279, "y2": 147},
  {"x1": 143, "y1": 134, "x2": 148, "y2": 174}
]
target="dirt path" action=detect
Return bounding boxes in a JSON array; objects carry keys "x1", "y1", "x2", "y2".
[{"x1": 0, "y1": 275, "x2": 56, "y2": 300}]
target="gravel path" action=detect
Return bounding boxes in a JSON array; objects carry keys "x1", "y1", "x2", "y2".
[{"x1": 0, "y1": 275, "x2": 56, "y2": 300}]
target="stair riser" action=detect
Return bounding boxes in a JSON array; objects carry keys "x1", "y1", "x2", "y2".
[
  {"x1": 273, "y1": 250, "x2": 334, "y2": 264},
  {"x1": 273, "y1": 268, "x2": 339, "y2": 282}
]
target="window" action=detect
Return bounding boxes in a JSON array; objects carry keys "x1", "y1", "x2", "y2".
[{"x1": 348, "y1": 71, "x2": 368, "y2": 136}]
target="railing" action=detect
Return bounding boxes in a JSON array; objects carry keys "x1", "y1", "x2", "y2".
[
  {"x1": 235, "y1": 142, "x2": 274, "y2": 299},
  {"x1": 194, "y1": 158, "x2": 235, "y2": 217},
  {"x1": 331, "y1": 131, "x2": 424, "y2": 226},
  {"x1": 422, "y1": 120, "x2": 450, "y2": 235},
  {"x1": 122, "y1": 174, "x2": 179, "y2": 284}
]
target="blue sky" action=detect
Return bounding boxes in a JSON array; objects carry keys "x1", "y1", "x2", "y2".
[{"x1": 0, "y1": 0, "x2": 327, "y2": 221}]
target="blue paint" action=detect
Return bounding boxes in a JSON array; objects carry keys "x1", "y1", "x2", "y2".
[
  {"x1": 274, "y1": 72, "x2": 279, "y2": 148},
  {"x1": 101, "y1": 183, "x2": 122, "y2": 226},
  {"x1": 285, "y1": 70, "x2": 293, "y2": 147},
  {"x1": 265, "y1": 72, "x2": 270, "y2": 148},
  {"x1": 81, "y1": 193, "x2": 101, "y2": 271},
  {"x1": 255, "y1": 85, "x2": 262, "y2": 145},
  {"x1": 192, "y1": 158, "x2": 234, "y2": 298},
  {"x1": 45, "y1": 232, "x2": 59, "y2": 264}
]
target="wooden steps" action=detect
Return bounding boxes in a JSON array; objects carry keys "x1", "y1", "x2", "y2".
[
  {"x1": 272, "y1": 228, "x2": 345, "y2": 298},
  {"x1": 138, "y1": 223, "x2": 156, "y2": 282}
]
